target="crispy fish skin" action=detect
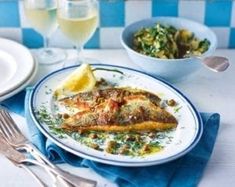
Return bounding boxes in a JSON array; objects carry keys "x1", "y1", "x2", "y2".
[
  {"x1": 62, "y1": 121, "x2": 177, "y2": 132},
  {"x1": 59, "y1": 88, "x2": 177, "y2": 132},
  {"x1": 59, "y1": 88, "x2": 161, "y2": 110}
]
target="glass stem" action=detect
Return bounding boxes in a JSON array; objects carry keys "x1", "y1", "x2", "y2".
[
  {"x1": 76, "y1": 45, "x2": 84, "y2": 64},
  {"x1": 43, "y1": 36, "x2": 49, "y2": 49},
  {"x1": 43, "y1": 36, "x2": 53, "y2": 55}
]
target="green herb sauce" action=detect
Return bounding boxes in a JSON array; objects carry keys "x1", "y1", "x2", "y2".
[{"x1": 36, "y1": 106, "x2": 175, "y2": 157}]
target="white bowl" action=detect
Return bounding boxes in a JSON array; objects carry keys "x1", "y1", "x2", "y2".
[{"x1": 121, "y1": 17, "x2": 217, "y2": 82}]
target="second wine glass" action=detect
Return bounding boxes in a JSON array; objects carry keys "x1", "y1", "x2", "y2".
[{"x1": 57, "y1": 0, "x2": 99, "y2": 65}]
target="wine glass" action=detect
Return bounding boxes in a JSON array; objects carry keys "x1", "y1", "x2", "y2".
[
  {"x1": 57, "y1": 0, "x2": 99, "y2": 65},
  {"x1": 24, "y1": 0, "x2": 66, "y2": 64}
]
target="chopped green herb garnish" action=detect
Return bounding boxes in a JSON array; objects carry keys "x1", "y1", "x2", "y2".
[
  {"x1": 174, "y1": 106, "x2": 182, "y2": 113},
  {"x1": 36, "y1": 105, "x2": 174, "y2": 157}
]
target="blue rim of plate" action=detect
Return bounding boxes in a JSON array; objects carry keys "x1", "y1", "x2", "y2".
[{"x1": 29, "y1": 64, "x2": 203, "y2": 166}]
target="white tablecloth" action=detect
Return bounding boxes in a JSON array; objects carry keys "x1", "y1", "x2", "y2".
[{"x1": 0, "y1": 49, "x2": 234, "y2": 187}]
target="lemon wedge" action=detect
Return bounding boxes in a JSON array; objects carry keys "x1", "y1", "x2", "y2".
[{"x1": 54, "y1": 64, "x2": 96, "y2": 99}]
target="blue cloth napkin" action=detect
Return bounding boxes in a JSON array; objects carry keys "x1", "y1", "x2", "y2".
[{"x1": 1, "y1": 88, "x2": 220, "y2": 187}]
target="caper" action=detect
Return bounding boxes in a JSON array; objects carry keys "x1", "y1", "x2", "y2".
[
  {"x1": 119, "y1": 144, "x2": 129, "y2": 155},
  {"x1": 62, "y1": 113, "x2": 70, "y2": 119},
  {"x1": 125, "y1": 135, "x2": 136, "y2": 141},
  {"x1": 89, "y1": 133, "x2": 98, "y2": 139},
  {"x1": 148, "y1": 132, "x2": 156, "y2": 138},
  {"x1": 141, "y1": 144, "x2": 150, "y2": 154},
  {"x1": 167, "y1": 99, "x2": 177, "y2": 106},
  {"x1": 105, "y1": 141, "x2": 117, "y2": 154},
  {"x1": 89, "y1": 143, "x2": 99, "y2": 150}
]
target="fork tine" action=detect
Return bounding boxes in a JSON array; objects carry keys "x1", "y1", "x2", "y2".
[
  {"x1": 1, "y1": 110, "x2": 21, "y2": 135},
  {"x1": 0, "y1": 117, "x2": 11, "y2": 139},
  {"x1": 0, "y1": 111, "x2": 17, "y2": 138},
  {"x1": 0, "y1": 110, "x2": 22, "y2": 139},
  {"x1": 0, "y1": 118, "x2": 7, "y2": 136}
]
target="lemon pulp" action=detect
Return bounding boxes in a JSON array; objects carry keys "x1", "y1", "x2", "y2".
[{"x1": 54, "y1": 64, "x2": 96, "y2": 99}]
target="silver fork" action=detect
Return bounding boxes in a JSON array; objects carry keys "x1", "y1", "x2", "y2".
[
  {"x1": 8, "y1": 158, "x2": 48, "y2": 187},
  {"x1": 0, "y1": 109, "x2": 97, "y2": 187}
]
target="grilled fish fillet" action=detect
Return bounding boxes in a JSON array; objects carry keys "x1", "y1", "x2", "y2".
[{"x1": 59, "y1": 88, "x2": 177, "y2": 132}]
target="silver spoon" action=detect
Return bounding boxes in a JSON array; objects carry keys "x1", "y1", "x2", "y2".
[{"x1": 198, "y1": 56, "x2": 230, "y2": 72}]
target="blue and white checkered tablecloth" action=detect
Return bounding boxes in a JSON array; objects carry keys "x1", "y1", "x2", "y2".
[{"x1": 0, "y1": 0, "x2": 234, "y2": 49}]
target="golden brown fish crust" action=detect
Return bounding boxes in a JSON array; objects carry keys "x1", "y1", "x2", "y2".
[
  {"x1": 59, "y1": 88, "x2": 161, "y2": 110},
  {"x1": 59, "y1": 87, "x2": 178, "y2": 132},
  {"x1": 61, "y1": 121, "x2": 177, "y2": 132}
]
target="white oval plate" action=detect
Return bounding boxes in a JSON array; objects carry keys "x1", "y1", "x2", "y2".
[
  {"x1": 0, "y1": 38, "x2": 35, "y2": 96},
  {"x1": 30, "y1": 65, "x2": 203, "y2": 166}
]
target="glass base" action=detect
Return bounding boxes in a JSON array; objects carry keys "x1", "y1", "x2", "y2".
[
  {"x1": 63, "y1": 57, "x2": 100, "y2": 68},
  {"x1": 33, "y1": 48, "x2": 67, "y2": 65}
]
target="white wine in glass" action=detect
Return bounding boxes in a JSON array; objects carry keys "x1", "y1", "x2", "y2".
[
  {"x1": 24, "y1": 7, "x2": 57, "y2": 36},
  {"x1": 57, "y1": 0, "x2": 99, "y2": 65},
  {"x1": 24, "y1": 0, "x2": 66, "y2": 64}
]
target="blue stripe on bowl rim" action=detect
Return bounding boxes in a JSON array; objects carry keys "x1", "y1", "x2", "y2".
[{"x1": 29, "y1": 64, "x2": 203, "y2": 166}]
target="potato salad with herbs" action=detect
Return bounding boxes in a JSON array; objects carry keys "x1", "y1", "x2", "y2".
[{"x1": 133, "y1": 23, "x2": 210, "y2": 59}]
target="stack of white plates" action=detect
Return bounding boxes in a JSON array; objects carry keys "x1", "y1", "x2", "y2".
[{"x1": 0, "y1": 38, "x2": 37, "y2": 102}]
